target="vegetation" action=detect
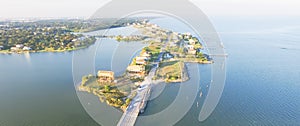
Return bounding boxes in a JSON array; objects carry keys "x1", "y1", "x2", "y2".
[
  {"x1": 77, "y1": 19, "x2": 212, "y2": 112},
  {"x1": 0, "y1": 22, "x2": 96, "y2": 53},
  {"x1": 79, "y1": 75, "x2": 132, "y2": 111},
  {"x1": 156, "y1": 61, "x2": 185, "y2": 83},
  {"x1": 143, "y1": 42, "x2": 162, "y2": 61},
  {"x1": 115, "y1": 35, "x2": 146, "y2": 42},
  {"x1": 0, "y1": 18, "x2": 146, "y2": 53}
]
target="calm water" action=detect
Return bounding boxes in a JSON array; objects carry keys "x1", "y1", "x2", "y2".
[{"x1": 0, "y1": 16, "x2": 299, "y2": 126}]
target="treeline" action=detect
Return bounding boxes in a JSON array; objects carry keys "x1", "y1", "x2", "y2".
[
  {"x1": 0, "y1": 26, "x2": 95, "y2": 51},
  {"x1": 0, "y1": 18, "x2": 147, "y2": 52}
]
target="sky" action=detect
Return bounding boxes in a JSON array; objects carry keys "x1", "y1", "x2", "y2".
[{"x1": 0, "y1": 0, "x2": 300, "y2": 19}]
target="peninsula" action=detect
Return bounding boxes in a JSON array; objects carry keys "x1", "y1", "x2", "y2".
[{"x1": 78, "y1": 19, "x2": 212, "y2": 112}]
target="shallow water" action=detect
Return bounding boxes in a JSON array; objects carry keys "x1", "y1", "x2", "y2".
[{"x1": 0, "y1": 16, "x2": 299, "y2": 126}]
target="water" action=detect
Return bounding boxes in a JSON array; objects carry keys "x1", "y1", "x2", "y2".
[
  {"x1": 0, "y1": 16, "x2": 300, "y2": 126},
  {"x1": 0, "y1": 52, "x2": 99, "y2": 126}
]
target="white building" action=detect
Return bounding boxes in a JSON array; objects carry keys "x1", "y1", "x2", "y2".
[
  {"x1": 23, "y1": 46, "x2": 32, "y2": 51},
  {"x1": 185, "y1": 45, "x2": 194, "y2": 50},
  {"x1": 10, "y1": 47, "x2": 19, "y2": 51},
  {"x1": 189, "y1": 39, "x2": 196, "y2": 45},
  {"x1": 136, "y1": 56, "x2": 148, "y2": 61},
  {"x1": 16, "y1": 44, "x2": 24, "y2": 48}
]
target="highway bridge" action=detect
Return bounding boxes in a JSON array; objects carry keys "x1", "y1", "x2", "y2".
[{"x1": 117, "y1": 53, "x2": 163, "y2": 126}]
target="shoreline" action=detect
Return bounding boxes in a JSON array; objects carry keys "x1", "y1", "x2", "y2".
[{"x1": 0, "y1": 43, "x2": 95, "y2": 54}]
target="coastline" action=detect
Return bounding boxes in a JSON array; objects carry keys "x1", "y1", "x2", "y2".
[
  {"x1": 75, "y1": 20, "x2": 213, "y2": 114},
  {"x1": 0, "y1": 42, "x2": 95, "y2": 54}
]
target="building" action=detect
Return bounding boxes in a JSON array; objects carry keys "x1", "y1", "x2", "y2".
[
  {"x1": 127, "y1": 65, "x2": 145, "y2": 77},
  {"x1": 184, "y1": 45, "x2": 197, "y2": 55},
  {"x1": 97, "y1": 71, "x2": 114, "y2": 83},
  {"x1": 72, "y1": 39, "x2": 78, "y2": 42},
  {"x1": 23, "y1": 46, "x2": 32, "y2": 51},
  {"x1": 16, "y1": 44, "x2": 24, "y2": 48},
  {"x1": 136, "y1": 58, "x2": 147, "y2": 65},
  {"x1": 127, "y1": 65, "x2": 145, "y2": 73},
  {"x1": 185, "y1": 45, "x2": 194, "y2": 50},
  {"x1": 10, "y1": 47, "x2": 19, "y2": 51},
  {"x1": 0, "y1": 46, "x2": 3, "y2": 50},
  {"x1": 141, "y1": 51, "x2": 151, "y2": 58},
  {"x1": 189, "y1": 39, "x2": 196, "y2": 45},
  {"x1": 136, "y1": 56, "x2": 148, "y2": 61},
  {"x1": 186, "y1": 49, "x2": 197, "y2": 55}
]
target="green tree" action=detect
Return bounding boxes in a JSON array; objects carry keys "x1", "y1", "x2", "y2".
[{"x1": 104, "y1": 85, "x2": 111, "y2": 92}]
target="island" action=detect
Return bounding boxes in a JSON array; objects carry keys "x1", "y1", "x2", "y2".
[{"x1": 78, "y1": 20, "x2": 212, "y2": 112}]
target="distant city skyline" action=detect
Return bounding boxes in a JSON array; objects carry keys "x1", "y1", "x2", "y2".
[{"x1": 0, "y1": 0, "x2": 300, "y2": 19}]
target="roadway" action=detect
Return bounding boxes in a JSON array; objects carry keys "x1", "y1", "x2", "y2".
[{"x1": 117, "y1": 52, "x2": 164, "y2": 126}]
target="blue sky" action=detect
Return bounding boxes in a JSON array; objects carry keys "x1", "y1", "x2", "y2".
[{"x1": 0, "y1": 0, "x2": 300, "y2": 18}]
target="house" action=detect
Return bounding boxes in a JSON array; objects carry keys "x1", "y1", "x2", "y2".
[
  {"x1": 136, "y1": 58, "x2": 147, "y2": 65},
  {"x1": 189, "y1": 39, "x2": 196, "y2": 45},
  {"x1": 136, "y1": 56, "x2": 148, "y2": 61},
  {"x1": 185, "y1": 45, "x2": 194, "y2": 50},
  {"x1": 16, "y1": 44, "x2": 24, "y2": 48},
  {"x1": 10, "y1": 47, "x2": 19, "y2": 51},
  {"x1": 0, "y1": 46, "x2": 3, "y2": 50},
  {"x1": 183, "y1": 33, "x2": 192, "y2": 39},
  {"x1": 184, "y1": 45, "x2": 197, "y2": 55},
  {"x1": 23, "y1": 46, "x2": 32, "y2": 51},
  {"x1": 127, "y1": 65, "x2": 145, "y2": 77},
  {"x1": 127, "y1": 65, "x2": 145, "y2": 73},
  {"x1": 97, "y1": 71, "x2": 114, "y2": 83},
  {"x1": 186, "y1": 49, "x2": 197, "y2": 55},
  {"x1": 141, "y1": 51, "x2": 151, "y2": 58}
]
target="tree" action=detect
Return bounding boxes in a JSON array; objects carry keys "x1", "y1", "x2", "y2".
[
  {"x1": 104, "y1": 85, "x2": 111, "y2": 92},
  {"x1": 115, "y1": 35, "x2": 122, "y2": 42},
  {"x1": 81, "y1": 75, "x2": 89, "y2": 86}
]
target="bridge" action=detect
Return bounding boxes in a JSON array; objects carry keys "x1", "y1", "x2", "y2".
[
  {"x1": 117, "y1": 53, "x2": 163, "y2": 126},
  {"x1": 117, "y1": 66, "x2": 157, "y2": 126}
]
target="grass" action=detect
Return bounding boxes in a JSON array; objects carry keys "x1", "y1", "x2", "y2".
[
  {"x1": 143, "y1": 42, "x2": 162, "y2": 61},
  {"x1": 156, "y1": 61, "x2": 184, "y2": 82},
  {"x1": 79, "y1": 75, "x2": 131, "y2": 111}
]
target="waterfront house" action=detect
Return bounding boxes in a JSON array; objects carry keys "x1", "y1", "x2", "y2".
[
  {"x1": 97, "y1": 71, "x2": 114, "y2": 83},
  {"x1": 185, "y1": 45, "x2": 195, "y2": 50},
  {"x1": 141, "y1": 51, "x2": 151, "y2": 58},
  {"x1": 10, "y1": 47, "x2": 19, "y2": 51},
  {"x1": 127, "y1": 65, "x2": 145, "y2": 78},
  {"x1": 23, "y1": 46, "x2": 32, "y2": 51},
  {"x1": 72, "y1": 39, "x2": 78, "y2": 42},
  {"x1": 127, "y1": 65, "x2": 145, "y2": 73},
  {"x1": 136, "y1": 56, "x2": 149, "y2": 61},
  {"x1": 16, "y1": 44, "x2": 24, "y2": 48},
  {"x1": 187, "y1": 49, "x2": 197, "y2": 55},
  {"x1": 183, "y1": 33, "x2": 192, "y2": 40},
  {"x1": 0, "y1": 46, "x2": 3, "y2": 50},
  {"x1": 189, "y1": 39, "x2": 196, "y2": 45},
  {"x1": 136, "y1": 58, "x2": 147, "y2": 65},
  {"x1": 184, "y1": 45, "x2": 197, "y2": 55}
]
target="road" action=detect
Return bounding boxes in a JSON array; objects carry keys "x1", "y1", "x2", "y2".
[{"x1": 117, "y1": 52, "x2": 164, "y2": 126}]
